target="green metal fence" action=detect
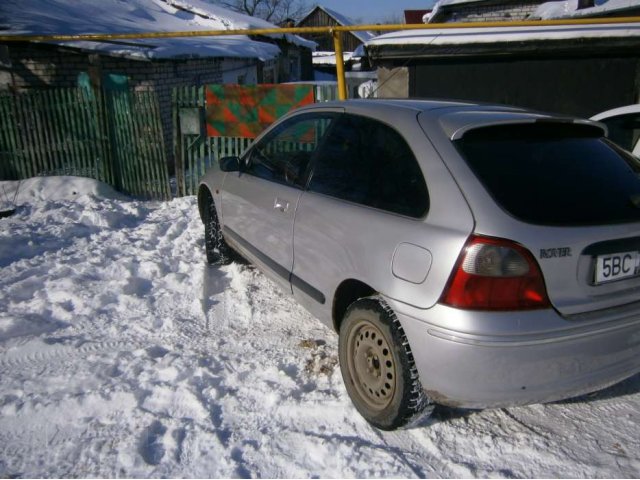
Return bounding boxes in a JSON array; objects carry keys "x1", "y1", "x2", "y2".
[
  {"x1": 0, "y1": 88, "x2": 110, "y2": 182},
  {"x1": 0, "y1": 87, "x2": 170, "y2": 200}
]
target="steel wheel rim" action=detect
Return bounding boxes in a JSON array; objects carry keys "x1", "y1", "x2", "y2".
[{"x1": 346, "y1": 319, "x2": 396, "y2": 411}]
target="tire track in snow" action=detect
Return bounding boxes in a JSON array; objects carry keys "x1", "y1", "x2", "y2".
[
  {"x1": 0, "y1": 340, "x2": 140, "y2": 373},
  {"x1": 378, "y1": 428, "x2": 457, "y2": 478},
  {"x1": 0, "y1": 416, "x2": 135, "y2": 478}
]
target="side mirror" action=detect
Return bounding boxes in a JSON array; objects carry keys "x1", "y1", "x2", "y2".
[{"x1": 219, "y1": 156, "x2": 240, "y2": 172}]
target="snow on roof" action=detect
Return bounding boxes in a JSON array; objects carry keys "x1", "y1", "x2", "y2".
[
  {"x1": 532, "y1": 0, "x2": 640, "y2": 20},
  {"x1": 367, "y1": 21, "x2": 640, "y2": 48},
  {"x1": 164, "y1": 0, "x2": 315, "y2": 49},
  {"x1": 300, "y1": 5, "x2": 375, "y2": 43},
  {"x1": 312, "y1": 50, "x2": 353, "y2": 65},
  {"x1": 0, "y1": 0, "x2": 312, "y2": 61},
  {"x1": 434, "y1": 0, "x2": 492, "y2": 6},
  {"x1": 426, "y1": 0, "x2": 493, "y2": 22}
]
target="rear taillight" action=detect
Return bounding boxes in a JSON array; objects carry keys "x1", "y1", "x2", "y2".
[{"x1": 441, "y1": 235, "x2": 551, "y2": 311}]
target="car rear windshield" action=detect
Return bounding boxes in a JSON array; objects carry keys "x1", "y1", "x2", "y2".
[{"x1": 455, "y1": 123, "x2": 640, "y2": 226}]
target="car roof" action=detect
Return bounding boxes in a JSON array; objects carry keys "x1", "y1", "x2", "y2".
[
  {"x1": 312, "y1": 98, "x2": 487, "y2": 113},
  {"x1": 299, "y1": 98, "x2": 605, "y2": 140}
]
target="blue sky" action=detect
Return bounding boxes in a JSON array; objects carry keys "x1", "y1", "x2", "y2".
[{"x1": 309, "y1": 1, "x2": 437, "y2": 23}]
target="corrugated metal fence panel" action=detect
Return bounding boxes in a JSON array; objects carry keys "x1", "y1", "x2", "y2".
[{"x1": 0, "y1": 87, "x2": 170, "y2": 200}]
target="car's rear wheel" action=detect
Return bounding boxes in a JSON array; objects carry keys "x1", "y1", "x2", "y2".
[
  {"x1": 339, "y1": 297, "x2": 433, "y2": 430},
  {"x1": 204, "y1": 196, "x2": 232, "y2": 266}
]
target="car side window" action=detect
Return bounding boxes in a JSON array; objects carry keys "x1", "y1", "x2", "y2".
[
  {"x1": 244, "y1": 113, "x2": 334, "y2": 188},
  {"x1": 309, "y1": 114, "x2": 429, "y2": 218}
]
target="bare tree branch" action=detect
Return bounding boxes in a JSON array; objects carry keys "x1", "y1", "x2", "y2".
[{"x1": 206, "y1": 0, "x2": 309, "y2": 24}]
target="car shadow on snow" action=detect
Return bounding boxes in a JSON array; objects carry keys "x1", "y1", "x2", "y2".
[
  {"x1": 201, "y1": 263, "x2": 232, "y2": 316},
  {"x1": 397, "y1": 405, "x2": 479, "y2": 429},
  {"x1": 552, "y1": 372, "x2": 640, "y2": 405},
  {"x1": 422, "y1": 372, "x2": 640, "y2": 424}
]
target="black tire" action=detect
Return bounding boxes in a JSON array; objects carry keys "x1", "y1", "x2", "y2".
[
  {"x1": 339, "y1": 297, "x2": 433, "y2": 430},
  {"x1": 204, "y1": 195, "x2": 232, "y2": 266}
]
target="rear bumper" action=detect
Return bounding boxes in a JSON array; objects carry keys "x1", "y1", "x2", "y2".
[{"x1": 392, "y1": 302, "x2": 640, "y2": 408}]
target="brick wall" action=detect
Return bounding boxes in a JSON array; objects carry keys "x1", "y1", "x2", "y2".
[
  {"x1": 0, "y1": 43, "x2": 258, "y2": 168},
  {"x1": 97, "y1": 53, "x2": 232, "y2": 165},
  {"x1": 438, "y1": 0, "x2": 549, "y2": 22}
]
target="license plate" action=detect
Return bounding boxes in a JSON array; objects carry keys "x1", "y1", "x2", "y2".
[{"x1": 595, "y1": 251, "x2": 640, "y2": 284}]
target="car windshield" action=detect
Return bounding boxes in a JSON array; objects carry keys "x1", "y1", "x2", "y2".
[{"x1": 455, "y1": 123, "x2": 640, "y2": 226}]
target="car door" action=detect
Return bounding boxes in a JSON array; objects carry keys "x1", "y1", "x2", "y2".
[
  {"x1": 291, "y1": 112, "x2": 474, "y2": 321},
  {"x1": 591, "y1": 105, "x2": 640, "y2": 156},
  {"x1": 221, "y1": 112, "x2": 337, "y2": 291}
]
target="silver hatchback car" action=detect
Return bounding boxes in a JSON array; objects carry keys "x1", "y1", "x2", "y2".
[{"x1": 198, "y1": 99, "x2": 640, "y2": 430}]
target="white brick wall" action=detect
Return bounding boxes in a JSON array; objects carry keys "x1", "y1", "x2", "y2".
[{"x1": 439, "y1": 0, "x2": 546, "y2": 22}]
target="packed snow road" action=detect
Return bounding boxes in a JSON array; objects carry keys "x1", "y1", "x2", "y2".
[{"x1": 0, "y1": 177, "x2": 639, "y2": 478}]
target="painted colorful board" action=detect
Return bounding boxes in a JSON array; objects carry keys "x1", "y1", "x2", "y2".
[{"x1": 205, "y1": 84, "x2": 315, "y2": 138}]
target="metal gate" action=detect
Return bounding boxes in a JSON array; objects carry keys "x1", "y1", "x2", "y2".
[{"x1": 0, "y1": 85, "x2": 171, "y2": 200}]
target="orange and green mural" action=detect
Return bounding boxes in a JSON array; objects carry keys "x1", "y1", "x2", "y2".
[{"x1": 205, "y1": 84, "x2": 315, "y2": 138}]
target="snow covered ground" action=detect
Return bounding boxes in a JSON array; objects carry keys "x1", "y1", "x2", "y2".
[{"x1": 1, "y1": 176, "x2": 639, "y2": 478}]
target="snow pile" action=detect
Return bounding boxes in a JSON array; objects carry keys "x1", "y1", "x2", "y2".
[
  {"x1": 532, "y1": 0, "x2": 640, "y2": 19},
  {"x1": 1, "y1": 177, "x2": 127, "y2": 205},
  {"x1": 0, "y1": 0, "x2": 313, "y2": 61},
  {"x1": 532, "y1": 0, "x2": 581, "y2": 19},
  {"x1": 1, "y1": 176, "x2": 639, "y2": 477}
]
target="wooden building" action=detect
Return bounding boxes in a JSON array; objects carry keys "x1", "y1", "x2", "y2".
[
  {"x1": 296, "y1": 6, "x2": 375, "y2": 52},
  {"x1": 366, "y1": 22, "x2": 640, "y2": 118}
]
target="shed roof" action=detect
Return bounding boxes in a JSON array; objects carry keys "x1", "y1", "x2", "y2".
[{"x1": 298, "y1": 5, "x2": 376, "y2": 43}]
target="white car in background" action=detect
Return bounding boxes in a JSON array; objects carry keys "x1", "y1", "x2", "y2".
[{"x1": 592, "y1": 104, "x2": 640, "y2": 156}]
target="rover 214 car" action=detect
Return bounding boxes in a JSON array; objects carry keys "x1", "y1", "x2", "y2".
[{"x1": 198, "y1": 99, "x2": 640, "y2": 430}]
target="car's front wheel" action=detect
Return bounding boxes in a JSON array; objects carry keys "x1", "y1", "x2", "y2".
[
  {"x1": 339, "y1": 297, "x2": 433, "y2": 430},
  {"x1": 204, "y1": 195, "x2": 232, "y2": 266}
]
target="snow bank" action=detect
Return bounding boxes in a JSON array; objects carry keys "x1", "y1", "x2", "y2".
[
  {"x1": 0, "y1": 176, "x2": 639, "y2": 477},
  {"x1": 1, "y1": 176, "x2": 127, "y2": 206},
  {"x1": 532, "y1": 0, "x2": 640, "y2": 19}
]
